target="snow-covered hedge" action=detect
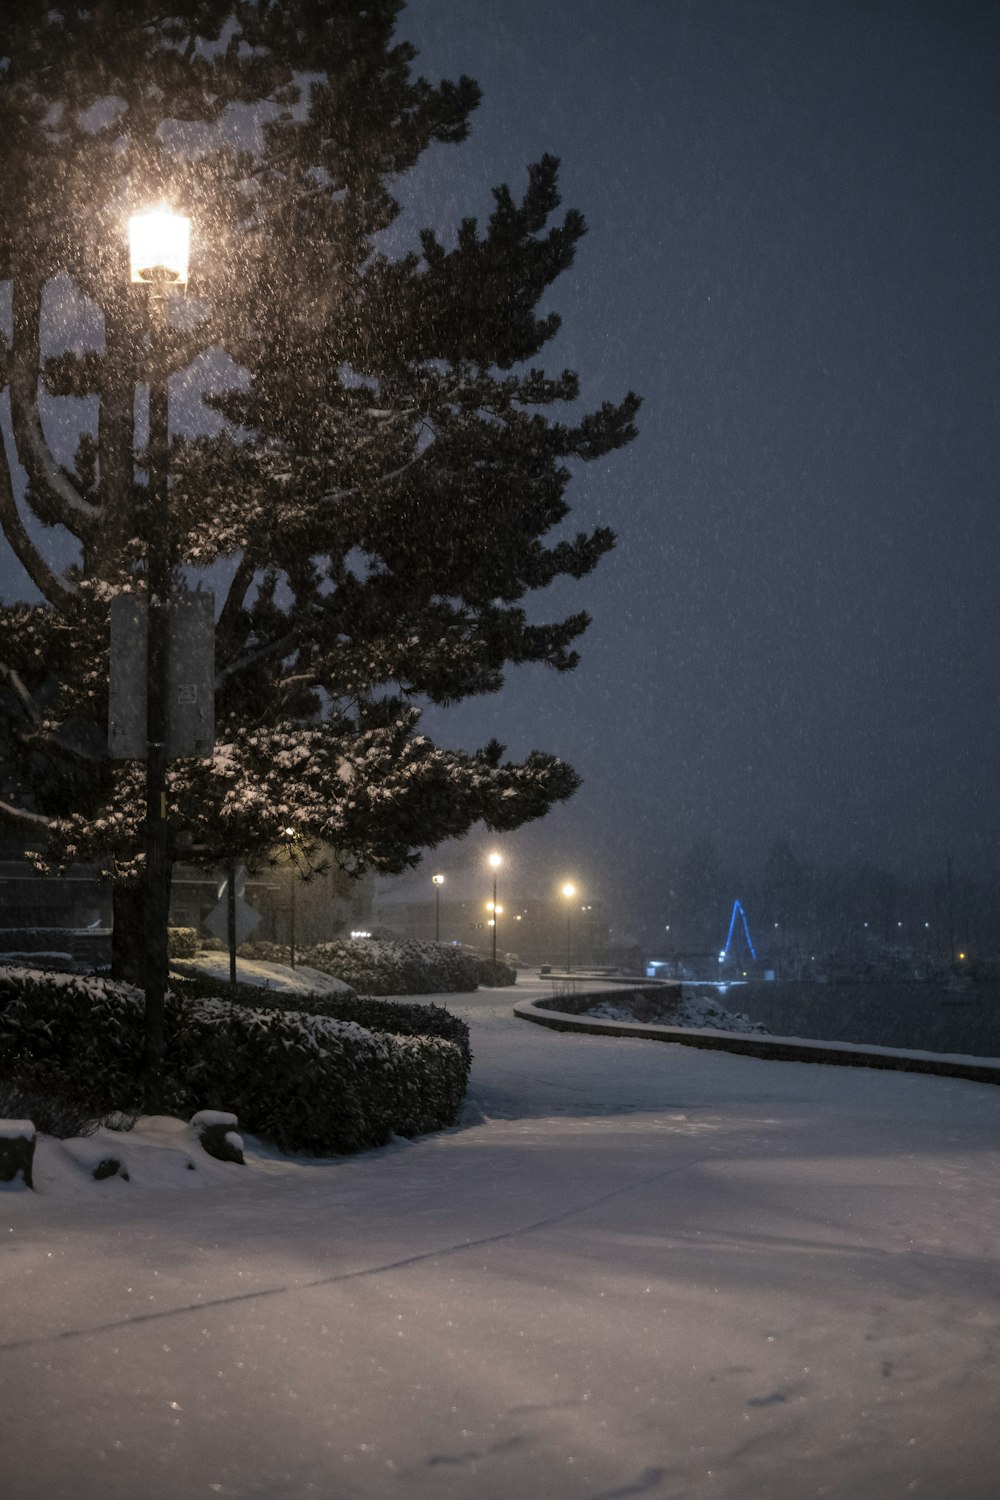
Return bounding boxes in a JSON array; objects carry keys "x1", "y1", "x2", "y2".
[
  {"x1": 236, "y1": 938, "x2": 515, "y2": 994},
  {"x1": 0, "y1": 928, "x2": 78, "y2": 953},
  {"x1": 167, "y1": 927, "x2": 199, "y2": 958},
  {"x1": 0, "y1": 967, "x2": 469, "y2": 1154},
  {"x1": 474, "y1": 957, "x2": 518, "y2": 988},
  {"x1": 0, "y1": 1061, "x2": 122, "y2": 1139},
  {"x1": 170, "y1": 973, "x2": 471, "y2": 1065}
]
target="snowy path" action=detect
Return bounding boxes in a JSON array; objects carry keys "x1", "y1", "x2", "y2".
[{"x1": 3, "y1": 982, "x2": 1000, "y2": 1498}]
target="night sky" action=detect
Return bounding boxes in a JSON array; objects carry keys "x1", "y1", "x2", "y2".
[
  {"x1": 2, "y1": 1, "x2": 999, "y2": 914},
  {"x1": 387, "y1": 0, "x2": 1000, "y2": 904}
]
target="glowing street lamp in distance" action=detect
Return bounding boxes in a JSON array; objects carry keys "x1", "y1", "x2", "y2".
[
  {"x1": 486, "y1": 853, "x2": 502, "y2": 963},
  {"x1": 560, "y1": 881, "x2": 577, "y2": 971},
  {"x1": 431, "y1": 872, "x2": 445, "y2": 942}
]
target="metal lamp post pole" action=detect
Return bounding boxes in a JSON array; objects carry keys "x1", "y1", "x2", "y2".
[
  {"x1": 143, "y1": 282, "x2": 171, "y2": 1112},
  {"x1": 284, "y1": 831, "x2": 297, "y2": 969},
  {"x1": 491, "y1": 868, "x2": 498, "y2": 964},
  {"x1": 432, "y1": 874, "x2": 444, "y2": 942},
  {"x1": 289, "y1": 864, "x2": 296, "y2": 969},
  {"x1": 561, "y1": 883, "x2": 576, "y2": 974},
  {"x1": 126, "y1": 206, "x2": 191, "y2": 1114}
]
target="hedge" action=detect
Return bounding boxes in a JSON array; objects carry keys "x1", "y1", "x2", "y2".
[
  {"x1": 0, "y1": 967, "x2": 469, "y2": 1154},
  {"x1": 236, "y1": 937, "x2": 516, "y2": 995},
  {"x1": 169, "y1": 971, "x2": 471, "y2": 1066},
  {"x1": 167, "y1": 927, "x2": 199, "y2": 958}
]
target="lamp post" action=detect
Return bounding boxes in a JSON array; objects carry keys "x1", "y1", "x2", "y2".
[
  {"x1": 128, "y1": 204, "x2": 190, "y2": 1112},
  {"x1": 488, "y1": 851, "x2": 502, "y2": 964},
  {"x1": 561, "y1": 882, "x2": 577, "y2": 972},
  {"x1": 283, "y1": 826, "x2": 298, "y2": 968},
  {"x1": 432, "y1": 873, "x2": 445, "y2": 942}
]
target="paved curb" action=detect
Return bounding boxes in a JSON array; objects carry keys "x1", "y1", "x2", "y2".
[{"x1": 512, "y1": 996, "x2": 1000, "y2": 1087}]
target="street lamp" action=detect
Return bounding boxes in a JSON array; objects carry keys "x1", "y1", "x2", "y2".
[
  {"x1": 561, "y1": 882, "x2": 577, "y2": 972},
  {"x1": 432, "y1": 872, "x2": 445, "y2": 942},
  {"x1": 127, "y1": 203, "x2": 190, "y2": 1112},
  {"x1": 487, "y1": 852, "x2": 502, "y2": 964},
  {"x1": 282, "y1": 826, "x2": 298, "y2": 969}
]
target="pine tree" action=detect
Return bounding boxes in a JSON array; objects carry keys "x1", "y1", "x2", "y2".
[{"x1": 0, "y1": 2, "x2": 639, "y2": 975}]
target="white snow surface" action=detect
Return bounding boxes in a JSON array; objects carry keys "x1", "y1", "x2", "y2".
[
  {"x1": 190, "y1": 1110, "x2": 238, "y2": 1130},
  {"x1": 2, "y1": 976, "x2": 1000, "y2": 1498},
  {"x1": 586, "y1": 990, "x2": 767, "y2": 1032},
  {"x1": 174, "y1": 952, "x2": 355, "y2": 993},
  {"x1": 0, "y1": 1119, "x2": 35, "y2": 1140}
]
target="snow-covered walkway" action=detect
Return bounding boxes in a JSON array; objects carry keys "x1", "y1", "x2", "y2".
[{"x1": 3, "y1": 981, "x2": 1000, "y2": 1498}]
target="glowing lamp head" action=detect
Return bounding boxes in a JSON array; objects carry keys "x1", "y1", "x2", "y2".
[
  {"x1": 561, "y1": 882, "x2": 576, "y2": 900},
  {"x1": 432, "y1": 873, "x2": 445, "y2": 887},
  {"x1": 129, "y1": 205, "x2": 190, "y2": 286},
  {"x1": 487, "y1": 852, "x2": 502, "y2": 871}
]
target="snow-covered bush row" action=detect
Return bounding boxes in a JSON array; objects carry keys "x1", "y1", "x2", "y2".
[
  {"x1": 167, "y1": 998, "x2": 467, "y2": 1154},
  {"x1": 238, "y1": 937, "x2": 477, "y2": 993},
  {"x1": 0, "y1": 928, "x2": 78, "y2": 954},
  {"x1": 237, "y1": 938, "x2": 516, "y2": 994},
  {"x1": 0, "y1": 967, "x2": 469, "y2": 1155},
  {"x1": 169, "y1": 965, "x2": 358, "y2": 1004},
  {"x1": 169, "y1": 973, "x2": 471, "y2": 1067}
]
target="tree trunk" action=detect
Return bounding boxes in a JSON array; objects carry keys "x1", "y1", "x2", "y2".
[{"x1": 111, "y1": 883, "x2": 145, "y2": 983}]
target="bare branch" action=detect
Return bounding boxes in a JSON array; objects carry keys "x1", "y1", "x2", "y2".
[
  {"x1": 0, "y1": 419, "x2": 79, "y2": 606},
  {"x1": 13, "y1": 725, "x2": 106, "y2": 765},
  {"x1": 215, "y1": 631, "x2": 297, "y2": 688},
  {"x1": 0, "y1": 797, "x2": 49, "y2": 830},
  {"x1": 9, "y1": 266, "x2": 101, "y2": 532},
  {"x1": 0, "y1": 663, "x2": 40, "y2": 725},
  {"x1": 318, "y1": 447, "x2": 430, "y2": 507},
  {"x1": 217, "y1": 553, "x2": 257, "y2": 649}
]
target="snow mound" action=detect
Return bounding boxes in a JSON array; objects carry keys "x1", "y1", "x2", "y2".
[
  {"x1": 586, "y1": 991, "x2": 768, "y2": 1034},
  {"x1": 177, "y1": 953, "x2": 355, "y2": 994}
]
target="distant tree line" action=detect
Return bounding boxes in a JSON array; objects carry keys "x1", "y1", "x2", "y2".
[{"x1": 644, "y1": 837, "x2": 1000, "y2": 969}]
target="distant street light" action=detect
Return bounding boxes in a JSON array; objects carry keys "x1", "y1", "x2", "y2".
[
  {"x1": 432, "y1": 872, "x2": 445, "y2": 941},
  {"x1": 127, "y1": 203, "x2": 190, "y2": 1112},
  {"x1": 282, "y1": 826, "x2": 298, "y2": 968},
  {"x1": 561, "y1": 882, "x2": 577, "y2": 971},
  {"x1": 487, "y1": 852, "x2": 502, "y2": 963}
]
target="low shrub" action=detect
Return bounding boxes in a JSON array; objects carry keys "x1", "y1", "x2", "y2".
[
  {"x1": 0, "y1": 967, "x2": 146, "y2": 1109},
  {"x1": 236, "y1": 941, "x2": 294, "y2": 964},
  {"x1": 472, "y1": 957, "x2": 517, "y2": 987},
  {"x1": 167, "y1": 927, "x2": 199, "y2": 958},
  {"x1": 0, "y1": 927, "x2": 77, "y2": 955},
  {"x1": 0, "y1": 1061, "x2": 111, "y2": 1139},
  {"x1": 168, "y1": 967, "x2": 359, "y2": 1010},
  {"x1": 299, "y1": 938, "x2": 482, "y2": 996},
  {"x1": 171, "y1": 972, "x2": 471, "y2": 1068},
  {"x1": 0, "y1": 966, "x2": 469, "y2": 1155}
]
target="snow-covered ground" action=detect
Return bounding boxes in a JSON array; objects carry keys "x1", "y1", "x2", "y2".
[
  {"x1": 172, "y1": 953, "x2": 355, "y2": 994},
  {"x1": 3, "y1": 977, "x2": 1000, "y2": 1498},
  {"x1": 585, "y1": 989, "x2": 767, "y2": 1033}
]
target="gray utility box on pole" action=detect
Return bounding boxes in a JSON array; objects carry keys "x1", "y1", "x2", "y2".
[{"x1": 109, "y1": 591, "x2": 215, "y2": 759}]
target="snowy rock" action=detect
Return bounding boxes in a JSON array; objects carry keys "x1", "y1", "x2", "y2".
[
  {"x1": 191, "y1": 1111, "x2": 245, "y2": 1165},
  {"x1": 0, "y1": 1120, "x2": 36, "y2": 1188}
]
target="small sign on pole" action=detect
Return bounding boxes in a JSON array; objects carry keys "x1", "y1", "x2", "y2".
[{"x1": 109, "y1": 591, "x2": 215, "y2": 759}]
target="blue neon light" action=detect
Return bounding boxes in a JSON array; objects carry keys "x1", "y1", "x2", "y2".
[{"x1": 722, "y1": 899, "x2": 758, "y2": 962}]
